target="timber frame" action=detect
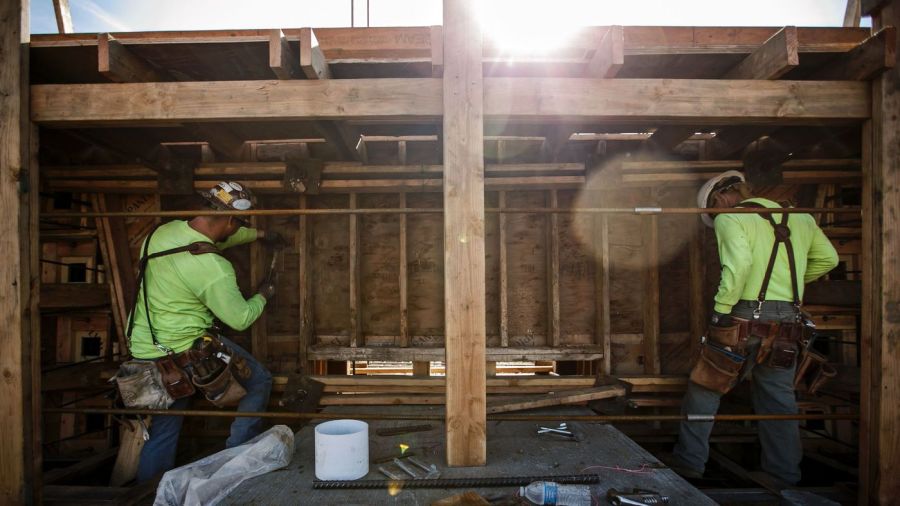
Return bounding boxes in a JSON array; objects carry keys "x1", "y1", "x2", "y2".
[{"x1": 2, "y1": 0, "x2": 900, "y2": 502}]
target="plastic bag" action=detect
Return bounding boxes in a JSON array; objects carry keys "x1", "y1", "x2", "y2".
[{"x1": 153, "y1": 425, "x2": 294, "y2": 506}]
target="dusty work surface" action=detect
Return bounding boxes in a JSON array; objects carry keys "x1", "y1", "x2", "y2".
[{"x1": 223, "y1": 406, "x2": 715, "y2": 505}]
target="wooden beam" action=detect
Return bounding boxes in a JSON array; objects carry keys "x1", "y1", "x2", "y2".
[
  {"x1": 547, "y1": 191, "x2": 561, "y2": 347},
  {"x1": 485, "y1": 385, "x2": 626, "y2": 414},
  {"x1": 860, "y1": 4, "x2": 900, "y2": 503},
  {"x1": 349, "y1": 193, "x2": 361, "y2": 348},
  {"x1": 31, "y1": 79, "x2": 871, "y2": 125},
  {"x1": 299, "y1": 28, "x2": 332, "y2": 80},
  {"x1": 250, "y1": 216, "x2": 268, "y2": 362},
  {"x1": 845, "y1": 0, "x2": 862, "y2": 27},
  {"x1": 499, "y1": 191, "x2": 509, "y2": 348},
  {"x1": 723, "y1": 26, "x2": 799, "y2": 80},
  {"x1": 646, "y1": 126, "x2": 698, "y2": 152},
  {"x1": 808, "y1": 26, "x2": 896, "y2": 81},
  {"x1": 443, "y1": 0, "x2": 487, "y2": 467},
  {"x1": 52, "y1": 0, "x2": 73, "y2": 34},
  {"x1": 98, "y1": 33, "x2": 168, "y2": 83},
  {"x1": 269, "y1": 29, "x2": 299, "y2": 79},
  {"x1": 642, "y1": 214, "x2": 661, "y2": 374},
  {"x1": 688, "y1": 213, "x2": 706, "y2": 364},
  {"x1": 298, "y1": 195, "x2": 313, "y2": 368},
  {"x1": 585, "y1": 25, "x2": 624, "y2": 78},
  {"x1": 1, "y1": 0, "x2": 34, "y2": 502},
  {"x1": 595, "y1": 212, "x2": 611, "y2": 375},
  {"x1": 862, "y1": 0, "x2": 889, "y2": 15},
  {"x1": 399, "y1": 193, "x2": 409, "y2": 347},
  {"x1": 430, "y1": 25, "x2": 444, "y2": 77}
]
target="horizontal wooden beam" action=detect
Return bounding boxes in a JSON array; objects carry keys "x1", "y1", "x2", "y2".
[
  {"x1": 31, "y1": 78, "x2": 870, "y2": 125},
  {"x1": 308, "y1": 346, "x2": 604, "y2": 362},
  {"x1": 269, "y1": 29, "x2": 299, "y2": 80},
  {"x1": 585, "y1": 25, "x2": 624, "y2": 78},
  {"x1": 723, "y1": 26, "x2": 799, "y2": 80},
  {"x1": 808, "y1": 26, "x2": 896, "y2": 81}
]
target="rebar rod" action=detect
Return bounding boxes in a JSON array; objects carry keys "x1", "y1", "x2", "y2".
[
  {"x1": 43, "y1": 407, "x2": 858, "y2": 423},
  {"x1": 313, "y1": 473, "x2": 601, "y2": 489},
  {"x1": 42, "y1": 206, "x2": 861, "y2": 219}
]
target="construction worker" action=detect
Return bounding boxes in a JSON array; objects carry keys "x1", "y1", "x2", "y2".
[
  {"x1": 127, "y1": 181, "x2": 281, "y2": 482},
  {"x1": 669, "y1": 170, "x2": 839, "y2": 485}
]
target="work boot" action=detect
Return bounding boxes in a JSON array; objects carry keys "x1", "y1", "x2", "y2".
[{"x1": 656, "y1": 452, "x2": 705, "y2": 480}]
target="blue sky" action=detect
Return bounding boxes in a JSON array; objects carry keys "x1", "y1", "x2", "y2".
[{"x1": 31, "y1": 0, "x2": 866, "y2": 35}]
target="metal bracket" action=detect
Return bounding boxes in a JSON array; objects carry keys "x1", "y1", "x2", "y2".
[{"x1": 284, "y1": 158, "x2": 323, "y2": 194}]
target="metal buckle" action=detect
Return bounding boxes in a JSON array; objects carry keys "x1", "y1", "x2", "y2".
[{"x1": 753, "y1": 300, "x2": 764, "y2": 320}]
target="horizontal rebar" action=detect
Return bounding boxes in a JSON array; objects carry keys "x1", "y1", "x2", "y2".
[
  {"x1": 43, "y1": 206, "x2": 861, "y2": 219},
  {"x1": 313, "y1": 473, "x2": 601, "y2": 489},
  {"x1": 43, "y1": 407, "x2": 858, "y2": 423}
]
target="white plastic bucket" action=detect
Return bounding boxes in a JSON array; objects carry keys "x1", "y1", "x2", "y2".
[{"x1": 314, "y1": 419, "x2": 369, "y2": 480}]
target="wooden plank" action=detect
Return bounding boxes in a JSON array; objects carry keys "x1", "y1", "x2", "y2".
[
  {"x1": 430, "y1": 25, "x2": 443, "y2": 77},
  {"x1": 98, "y1": 33, "x2": 168, "y2": 83},
  {"x1": 349, "y1": 193, "x2": 360, "y2": 348},
  {"x1": 688, "y1": 220, "x2": 706, "y2": 362},
  {"x1": 595, "y1": 213, "x2": 612, "y2": 375},
  {"x1": 250, "y1": 217, "x2": 268, "y2": 362},
  {"x1": 845, "y1": 0, "x2": 862, "y2": 27},
  {"x1": 860, "y1": 5, "x2": 900, "y2": 503},
  {"x1": 499, "y1": 191, "x2": 509, "y2": 347},
  {"x1": 443, "y1": 0, "x2": 487, "y2": 467},
  {"x1": 399, "y1": 192, "x2": 409, "y2": 347},
  {"x1": 485, "y1": 385, "x2": 626, "y2": 414},
  {"x1": 92, "y1": 195, "x2": 127, "y2": 349},
  {"x1": 643, "y1": 214, "x2": 661, "y2": 374},
  {"x1": 547, "y1": 191, "x2": 561, "y2": 347},
  {"x1": 269, "y1": 29, "x2": 298, "y2": 79},
  {"x1": 585, "y1": 26, "x2": 624, "y2": 78},
  {"x1": 723, "y1": 26, "x2": 799, "y2": 80},
  {"x1": 52, "y1": 0, "x2": 73, "y2": 34},
  {"x1": 0, "y1": 0, "x2": 31, "y2": 501},
  {"x1": 809, "y1": 26, "x2": 896, "y2": 81},
  {"x1": 298, "y1": 195, "x2": 313, "y2": 368},
  {"x1": 321, "y1": 394, "x2": 445, "y2": 406},
  {"x1": 308, "y1": 345, "x2": 604, "y2": 362},
  {"x1": 299, "y1": 28, "x2": 332, "y2": 80},
  {"x1": 412, "y1": 361, "x2": 430, "y2": 376},
  {"x1": 310, "y1": 375, "x2": 597, "y2": 388},
  {"x1": 30, "y1": 79, "x2": 871, "y2": 125}
]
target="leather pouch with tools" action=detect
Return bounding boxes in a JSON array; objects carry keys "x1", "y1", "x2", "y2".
[
  {"x1": 112, "y1": 360, "x2": 175, "y2": 409},
  {"x1": 189, "y1": 336, "x2": 250, "y2": 407},
  {"x1": 155, "y1": 354, "x2": 196, "y2": 400},
  {"x1": 690, "y1": 342, "x2": 746, "y2": 394}
]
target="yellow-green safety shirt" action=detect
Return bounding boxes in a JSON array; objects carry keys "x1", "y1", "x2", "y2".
[
  {"x1": 713, "y1": 197, "x2": 839, "y2": 315},
  {"x1": 128, "y1": 220, "x2": 266, "y2": 359}
]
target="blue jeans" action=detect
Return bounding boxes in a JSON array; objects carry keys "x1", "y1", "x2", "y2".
[
  {"x1": 136, "y1": 336, "x2": 272, "y2": 482},
  {"x1": 673, "y1": 300, "x2": 803, "y2": 485}
]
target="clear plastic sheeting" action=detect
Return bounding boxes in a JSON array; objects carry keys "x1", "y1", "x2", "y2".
[{"x1": 154, "y1": 425, "x2": 294, "y2": 506}]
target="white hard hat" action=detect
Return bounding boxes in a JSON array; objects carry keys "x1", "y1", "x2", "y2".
[{"x1": 697, "y1": 170, "x2": 745, "y2": 228}]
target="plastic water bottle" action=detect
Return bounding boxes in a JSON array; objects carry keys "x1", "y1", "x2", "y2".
[{"x1": 518, "y1": 481, "x2": 592, "y2": 506}]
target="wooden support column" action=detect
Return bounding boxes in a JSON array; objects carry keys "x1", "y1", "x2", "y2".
[
  {"x1": 1, "y1": 0, "x2": 38, "y2": 502},
  {"x1": 642, "y1": 214, "x2": 661, "y2": 374},
  {"x1": 547, "y1": 191, "x2": 561, "y2": 347},
  {"x1": 688, "y1": 222, "x2": 706, "y2": 361},
  {"x1": 52, "y1": 0, "x2": 73, "y2": 34},
  {"x1": 349, "y1": 193, "x2": 361, "y2": 348},
  {"x1": 860, "y1": 3, "x2": 900, "y2": 503},
  {"x1": 298, "y1": 195, "x2": 313, "y2": 369},
  {"x1": 250, "y1": 216, "x2": 268, "y2": 362},
  {"x1": 399, "y1": 193, "x2": 410, "y2": 347},
  {"x1": 443, "y1": 0, "x2": 486, "y2": 467},
  {"x1": 594, "y1": 211, "x2": 611, "y2": 375},
  {"x1": 499, "y1": 191, "x2": 509, "y2": 348}
]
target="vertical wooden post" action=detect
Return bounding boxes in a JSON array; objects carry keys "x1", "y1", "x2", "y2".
[
  {"x1": 250, "y1": 215, "x2": 268, "y2": 362},
  {"x1": 399, "y1": 193, "x2": 411, "y2": 348},
  {"x1": 1, "y1": 0, "x2": 37, "y2": 501},
  {"x1": 298, "y1": 195, "x2": 313, "y2": 369},
  {"x1": 499, "y1": 191, "x2": 509, "y2": 348},
  {"x1": 860, "y1": 3, "x2": 900, "y2": 502},
  {"x1": 547, "y1": 191, "x2": 561, "y2": 347},
  {"x1": 443, "y1": 0, "x2": 486, "y2": 467},
  {"x1": 688, "y1": 222, "x2": 706, "y2": 360},
  {"x1": 595, "y1": 212, "x2": 611, "y2": 375},
  {"x1": 349, "y1": 193, "x2": 361, "y2": 348},
  {"x1": 643, "y1": 214, "x2": 661, "y2": 374}
]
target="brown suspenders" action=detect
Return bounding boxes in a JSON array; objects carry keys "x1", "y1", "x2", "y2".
[{"x1": 739, "y1": 202, "x2": 802, "y2": 320}]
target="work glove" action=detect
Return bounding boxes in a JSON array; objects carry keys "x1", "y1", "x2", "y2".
[
  {"x1": 710, "y1": 311, "x2": 733, "y2": 327},
  {"x1": 257, "y1": 279, "x2": 276, "y2": 301},
  {"x1": 260, "y1": 231, "x2": 287, "y2": 250}
]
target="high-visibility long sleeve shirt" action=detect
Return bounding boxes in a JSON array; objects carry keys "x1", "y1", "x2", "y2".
[
  {"x1": 128, "y1": 220, "x2": 266, "y2": 359},
  {"x1": 713, "y1": 197, "x2": 839, "y2": 315}
]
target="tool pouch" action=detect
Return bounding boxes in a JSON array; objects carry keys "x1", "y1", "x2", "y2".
[
  {"x1": 155, "y1": 355, "x2": 196, "y2": 400},
  {"x1": 707, "y1": 322, "x2": 743, "y2": 348},
  {"x1": 112, "y1": 360, "x2": 174, "y2": 409},
  {"x1": 192, "y1": 361, "x2": 247, "y2": 407},
  {"x1": 766, "y1": 323, "x2": 803, "y2": 369},
  {"x1": 689, "y1": 345, "x2": 746, "y2": 394}
]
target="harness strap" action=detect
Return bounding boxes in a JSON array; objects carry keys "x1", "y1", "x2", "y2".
[
  {"x1": 126, "y1": 223, "x2": 224, "y2": 353},
  {"x1": 738, "y1": 202, "x2": 802, "y2": 319}
]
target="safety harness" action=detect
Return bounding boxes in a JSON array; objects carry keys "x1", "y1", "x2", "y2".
[{"x1": 126, "y1": 223, "x2": 224, "y2": 354}]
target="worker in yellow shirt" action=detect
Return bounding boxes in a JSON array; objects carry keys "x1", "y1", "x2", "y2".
[
  {"x1": 670, "y1": 171, "x2": 838, "y2": 485},
  {"x1": 126, "y1": 181, "x2": 282, "y2": 481}
]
